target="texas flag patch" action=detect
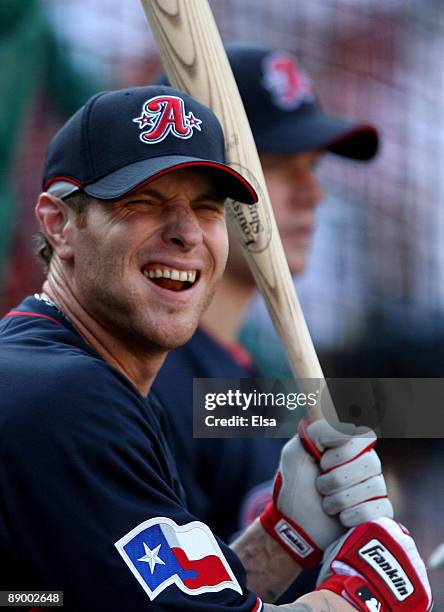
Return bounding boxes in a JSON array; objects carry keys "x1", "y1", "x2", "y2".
[{"x1": 115, "y1": 517, "x2": 243, "y2": 601}]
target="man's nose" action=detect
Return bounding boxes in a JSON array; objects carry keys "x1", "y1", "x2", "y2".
[
  {"x1": 161, "y1": 204, "x2": 203, "y2": 251},
  {"x1": 300, "y1": 171, "x2": 325, "y2": 208}
]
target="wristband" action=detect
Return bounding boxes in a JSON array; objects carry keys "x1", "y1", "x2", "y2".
[
  {"x1": 318, "y1": 520, "x2": 433, "y2": 611},
  {"x1": 259, "y1": 472, "x2": 323, "y2": 568},
  {"x1": 319, "y1": 574, "x2": 388, "y2": 611}
]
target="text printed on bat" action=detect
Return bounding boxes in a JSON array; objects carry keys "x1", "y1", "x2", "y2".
[{"x1": 226, "y1": 164, "x2": 272, "y2": 253}]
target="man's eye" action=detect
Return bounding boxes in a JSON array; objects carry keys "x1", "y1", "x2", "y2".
[
  {"x1": 194, "y1": 202, "x2": 225, "y2": 212},
  {"x1": 128, "y1": 199, "x2": 158, "y2": 207},
  {"x1": 197, "y1": 205, "x2": 217, "y2": 211}
]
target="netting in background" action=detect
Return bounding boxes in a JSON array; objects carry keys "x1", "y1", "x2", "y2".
[
  {"x1": 218, "y1": 0, "x2": 444, "y2": 351},
  {"x1": 2, "y1": 0, "x2": 444, "y2": 603},
  {"x1": 5, "y1": 0, "x2": 444, "y2": 349}
]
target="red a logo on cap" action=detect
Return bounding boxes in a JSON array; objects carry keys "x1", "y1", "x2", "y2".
[
  {"x1": 262, "y1": 52, "x2": 314, "y2": 110},
  {"x1": 133, "y1": 96, "x2": 202, "y2": 144}
]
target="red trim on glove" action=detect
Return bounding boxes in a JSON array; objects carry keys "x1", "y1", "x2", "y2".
[
  {"x1": 260, "y1": 499, "x2": 323, "y2": 568},
  {"x1": 320, "y1": 439, "x2": 377, "y2": 475},
  {"x1": 319, "y1": 574, "x2": 389, "y2": 611},
  {"x1": 320, "y1": 522, "x2": 432, "y2": 610},
  {"x1": 297, "y1": 418, "x2": 322, "y2": 461},
  {"x1": 273, "y1": 471, "x2": 283, "y2": 498}
]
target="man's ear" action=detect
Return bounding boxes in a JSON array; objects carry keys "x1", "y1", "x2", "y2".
[{"x1": 35, "y1": 193, "x2": 75, "y2": 261}]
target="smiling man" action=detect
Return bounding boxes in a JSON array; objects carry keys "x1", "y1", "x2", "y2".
[
  {"x1": 0, "y1": 85, "x2": 431, "y2": 611},
  {"x1": 36, "y1": 169, "x2": 228, "y2": 392}
]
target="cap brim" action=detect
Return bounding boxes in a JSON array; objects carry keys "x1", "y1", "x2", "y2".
[
  {"x1": 84, "y1": 156, "x2": 257, "y2": 204},
  {"x1": 255, "y1": 112, "x2": 379, "y2": 161}
]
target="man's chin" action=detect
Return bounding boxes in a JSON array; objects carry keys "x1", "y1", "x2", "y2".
[
  {"x1": 151, "y1": 323, "x2": 199, "y2": 351},
  {"x1": 288, "y1": 254, "x2": 309, "y2": 276}
]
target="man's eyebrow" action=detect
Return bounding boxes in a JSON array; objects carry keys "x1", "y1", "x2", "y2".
[
  {"x1": 124, "y1": 187, "x2": 165, "y2": 201},
  {"x1": 192, "y1": 190, "x2": 227, "y2": 203},
  {"x1": 123, "y1": 187, "x2": 226, "y2": 203}
]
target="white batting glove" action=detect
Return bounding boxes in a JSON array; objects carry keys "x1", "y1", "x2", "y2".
[
  {"x1": 305, "y1": 419, "x2": 394, "y2": 528},
  {"x1": 259, "y1": 419, "x2": 393, "y2": 568},
  {"x1": 316, "y1": 517, "x2": 433, "y2": 611}
]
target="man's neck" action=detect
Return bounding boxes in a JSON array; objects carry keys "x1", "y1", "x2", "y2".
[
  {"x1": 201, "y1": 270, "x2": 255, "y2": 345},
  {"x1": 42, "y1": 275, "x2": 165, "y2": 397}
]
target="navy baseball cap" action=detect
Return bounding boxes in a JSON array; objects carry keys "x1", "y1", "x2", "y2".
[
  {"x1": 157, "y1": 44, "x2": 378, "y2": 161},
  {"x1": 42, "y1": 85, "x2": 257, "y2": 204},
  {"x1": 225, "y1": 43, "x2": 378, "y2": 160}
]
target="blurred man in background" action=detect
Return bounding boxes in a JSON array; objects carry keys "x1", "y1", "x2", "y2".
[{"x1": 153, "y1": 44, "x2": 379, "y2": 547}]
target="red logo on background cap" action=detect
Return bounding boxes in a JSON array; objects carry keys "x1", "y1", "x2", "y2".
[
  {"x1": 133, "y1": 96, "x2": 202, "y2": 144},
  {"x1": 262, "y1": 52, "x2": 314, "y2": 110}
]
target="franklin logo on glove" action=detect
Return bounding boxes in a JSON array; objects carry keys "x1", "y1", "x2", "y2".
[
  {"x1": 358, "y1": 540, "x2": 414, "y2": 600},
  {"x1": 316, "y1": 517, "x2": 433, "y2": 611},
  {"x1": 275, "y1": 520, "x2": 314, "y2": 558}
]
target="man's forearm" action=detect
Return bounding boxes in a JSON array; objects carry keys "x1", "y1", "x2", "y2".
[
  {"x1": 231, "y1": 521, "x2": 354, "y2": 611},
  {"x1": 230, "y1": 518, "x2": 302, "y2": 602},
  {"x1": 263, "y1": 591, "x2": 355, "y2": 611}
]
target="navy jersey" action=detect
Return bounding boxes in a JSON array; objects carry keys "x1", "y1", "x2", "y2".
[
  {"x1": 0, "y1": 296, "x2": 262, "y2": 611},
  {"x1": 152, "y1": 330, "x2": 320, "y2": 603},
  {"x1": 151, "y1": 328, "x2": 283, "y2": 542}
]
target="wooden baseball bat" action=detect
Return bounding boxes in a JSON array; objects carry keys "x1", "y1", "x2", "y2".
[{"x1": 140, "y1": 0, "x2": 337, "y2": 421}]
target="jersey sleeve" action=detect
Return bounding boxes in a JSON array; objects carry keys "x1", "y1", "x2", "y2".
[{"x1": 0, "y1": 360, "x2": 261, "y2": 612}]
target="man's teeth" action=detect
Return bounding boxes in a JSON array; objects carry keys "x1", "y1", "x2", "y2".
[{"x1": 143, "y1": 268, "x2": 197, "y2": 283}]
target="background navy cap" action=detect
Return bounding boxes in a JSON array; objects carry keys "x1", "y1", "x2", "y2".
[
  {"x1": 225, "y1": 43, "x2": 378, "y2": 160},
  {"x1": 42, "y1": 85, "x2": 257, "y2": 204}
]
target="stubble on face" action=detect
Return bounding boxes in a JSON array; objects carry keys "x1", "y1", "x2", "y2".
[{"x1": 68, "y1": 169, "x2": 229, "y2": 355}]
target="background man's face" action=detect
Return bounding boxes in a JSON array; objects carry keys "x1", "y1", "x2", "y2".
[
  {"x1": 261, "y1": 151, "x2": 325, "y2": 274},
  {"x1": 226, "y1": 150, "x2": 325, "y2": 281},
  {"x1": 68, "y1": 168, "x2": 229, "y2": 352}
]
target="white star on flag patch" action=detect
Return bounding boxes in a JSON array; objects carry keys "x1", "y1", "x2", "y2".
[{"x1": 115, "y1": 517, "x2": 242, "y2": 601}]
